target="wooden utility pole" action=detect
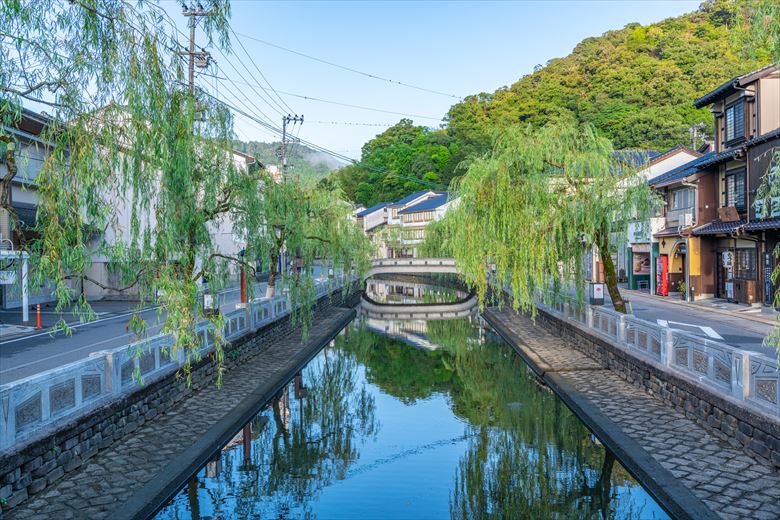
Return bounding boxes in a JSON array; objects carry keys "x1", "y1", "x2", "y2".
[
  {"x1": 280, "y1": 114, "x2": 303, "y2": 182},
  {"x1": 181, "y1": 3, "x2": 214, "y2": 94}
]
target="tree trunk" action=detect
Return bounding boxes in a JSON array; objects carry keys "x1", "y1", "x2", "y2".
[
  {"x1": 596, "y1": 231, "x2": 626, "y2": 313},
  {"x1": 266, "y1": 250, "x2": 278, "y2": 298}
]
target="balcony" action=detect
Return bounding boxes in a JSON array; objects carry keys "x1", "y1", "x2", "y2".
[{"x1": 665, "y1": 208, "x2": 694, "y2": 228}]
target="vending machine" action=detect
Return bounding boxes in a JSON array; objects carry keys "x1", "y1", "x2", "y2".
[{"x1": 656, "y1": 255, "x2": 669, "y2": 296}]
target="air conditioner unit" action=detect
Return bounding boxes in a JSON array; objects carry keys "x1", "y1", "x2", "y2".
[{"x1": 682, "y1": 213, "x2": 693, "y2": 227}]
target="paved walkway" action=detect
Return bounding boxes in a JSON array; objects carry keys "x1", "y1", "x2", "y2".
[
  {"x1": 484, "y1": 306, "x2": 780, "y2": 520},
  {"x1": 5, "y1": 305, "x2": 354, "y2": 520}
]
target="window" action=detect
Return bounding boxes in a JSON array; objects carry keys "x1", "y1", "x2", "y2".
[
  {"x1": 725, "y1": 101, "x2": 745, "y2": 143},
  {"x1": 734, "y1": 248, "x2": 756, "y2": 280},
  {"x1": 671, "y1": 188, "x2": 694, "y2": 210},
  {"x1": 725, "y1": 169, "x2": 746, "y2": 211}
]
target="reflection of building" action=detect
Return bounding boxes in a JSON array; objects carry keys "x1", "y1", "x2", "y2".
[{"x1": 647, "y1": 64, "x2": 780, "y2": 305}]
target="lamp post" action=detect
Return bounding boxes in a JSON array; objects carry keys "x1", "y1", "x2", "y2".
[{"x1": 238, "y1": 248, "x2": 248, "y2": 307}]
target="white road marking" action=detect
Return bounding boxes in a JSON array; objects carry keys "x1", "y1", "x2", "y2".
[{"x1": 655, "y1": 319, "x2": 724, "y2": 340}]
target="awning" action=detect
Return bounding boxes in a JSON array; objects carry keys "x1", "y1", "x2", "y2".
[
  {"x1": 653, "y1": 228, "x2": 682, "y2": 238},
  {"x1": 693, "y1": 219, "x2": 746, "y2": 236},
  {"x1": 630, "y1": 244, "x2": 650, "y2": 253}
]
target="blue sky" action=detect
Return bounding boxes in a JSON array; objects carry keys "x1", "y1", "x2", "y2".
[{"x1": 164, "y1": 0, "x2": 702, "y2": 159}]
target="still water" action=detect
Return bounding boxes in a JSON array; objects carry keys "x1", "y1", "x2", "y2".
[{"x1": 156, "y1": 276, "x2": 669, "y2": 519}]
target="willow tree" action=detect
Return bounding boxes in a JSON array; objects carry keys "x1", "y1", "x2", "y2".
[
  {"x1": 425, "y1": 122, "x2": 658, "y2": 314},
  {"x1": 0, "y1": 0, "x2": 370, "y2": 384}
]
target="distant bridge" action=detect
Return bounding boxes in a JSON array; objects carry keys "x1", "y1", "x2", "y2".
[{"x1": 365, "y1": 258, "x2": 460, "y2": 279}]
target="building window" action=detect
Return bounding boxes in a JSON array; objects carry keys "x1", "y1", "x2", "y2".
[
  {"x1": 725, "y1": 168, "x2": 746, "y2": 211},
  {"x1": 724, "y1": 101, "x2": 745, "y2": 144},
  {"x1": 734, "y1": 248, "x2": 756, "y2": 280},
  {"x1": 671, "y1": 188, "x2": 694, "y2": 210}
]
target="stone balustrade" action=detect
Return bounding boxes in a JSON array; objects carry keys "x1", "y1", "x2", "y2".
[
  {"x1": 537, "y1": 290, "x2": 779, "y2": 418},
  {"x1": 0, "y1": 277, "x2": 341, "y2": 454}
]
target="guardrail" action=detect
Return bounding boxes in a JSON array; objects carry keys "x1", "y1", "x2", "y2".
[
  {"x1": 0, "y1": 276, "x2": 347, "y2": 452},
  {"x1": 533, "y1": 289, "x2": 779, "y2": 418}
]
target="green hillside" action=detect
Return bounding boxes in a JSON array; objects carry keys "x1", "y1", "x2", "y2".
[{"x1": 328, "y1": 0, "x2": 770, "y2": 207}]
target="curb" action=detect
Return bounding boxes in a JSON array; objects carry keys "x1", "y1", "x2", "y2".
[
  {"x1": 112, "y1": 307, "x2": 356, "y2": 520},
  {"x1": 483, "y1": 308, "x2": 719, "y2": 520},
  {"x1": 621, "y1": 288, "x2": 777, "y2": 327}
]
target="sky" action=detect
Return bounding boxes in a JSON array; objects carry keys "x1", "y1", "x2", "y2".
[{"x1": 163, "y1": 0, "x2": 703, "y2": 161}]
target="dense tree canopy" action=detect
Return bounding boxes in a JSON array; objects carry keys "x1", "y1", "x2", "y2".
[{"x1": 327, "y1": 0, "x2": 771, "y2": 207}]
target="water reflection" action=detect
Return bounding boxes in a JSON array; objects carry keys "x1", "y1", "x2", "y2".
[
  {"x1": 365, "y1": 274, "x2": 469, "y2": 304},
  {"x1": 156, "y1": 277, "x2": 668, "y2": 520}
]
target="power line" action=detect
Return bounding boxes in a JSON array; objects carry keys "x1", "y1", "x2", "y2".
[
  {"x1": 196, "y1": 88, "x2": 447, "y2": 189},
  {"x1": 309, "y1": 121, "x2": 394, "y2": 127},
  {"x1": 228, "y1": 26, "x2": 296, "y2": 115},
  {"x1": 233, "y1": 31, "x2": 461, "y2": 100},
  {"x1": 196, "y1": 71, "x2": 443, "y2": 121},
  {"x1": 210, "y1": 50, "x2": 285, "y2": 119}
]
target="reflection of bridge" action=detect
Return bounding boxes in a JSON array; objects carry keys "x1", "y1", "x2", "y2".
[
  {"x1": 366, "y1": 258, "x2": 460, "y2": 279},
  {"x1": 358, "y1": 291, "x2": 478, "y2": 321}
]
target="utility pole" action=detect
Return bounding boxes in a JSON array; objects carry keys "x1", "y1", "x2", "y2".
[
  {"x1": 280, "y1": 114, "x2": 304, "y2": 182},
  {"x1": 181, "y1": 2, "x2": 214, "y2": 94}
]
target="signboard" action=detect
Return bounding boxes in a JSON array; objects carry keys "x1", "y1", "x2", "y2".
[
  {"x1": 0, "y1": 270, "x2": 16, "y2": 285},
  {"x1": 589, "y1": 283, "x2": 604, "y2": 305},
  {"x1": 765, "y1": 252, "x2": 774, "y2": 306},
  {"x1": 632, "y1": 252, "x2": 650, "y2": 275}
]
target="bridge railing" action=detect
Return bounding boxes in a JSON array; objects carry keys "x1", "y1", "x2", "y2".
[
  {"x1": 0, "y1": 276, "x2": 350, "y2": 453},
  {"x1": 531, "y1": 288, "x2": 779, "y2": 418}
]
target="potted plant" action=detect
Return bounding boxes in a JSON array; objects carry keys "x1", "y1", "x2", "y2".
[{"x1": 676, "y1": 280, "x2": 686, "y2": 300}]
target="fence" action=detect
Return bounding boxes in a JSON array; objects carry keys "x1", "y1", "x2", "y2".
[
  {"x1": 534, "y1": 290, "x2": 780, "y2": 418},
  {"x1": 0, "y1": 277, "x2": 345, "y2": 452}
]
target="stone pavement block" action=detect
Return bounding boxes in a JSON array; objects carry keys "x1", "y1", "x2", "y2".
[{"x1": 484, "y1": 306, "x2": 780, "y2": 520}]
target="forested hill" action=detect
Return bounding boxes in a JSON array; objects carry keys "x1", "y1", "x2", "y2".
[
  {"x1": 233, "y1": 140, "x2": 345, "y2": 182},
  {"x1": 327, "y1": 0, "x2": 769, "y2": 207}
]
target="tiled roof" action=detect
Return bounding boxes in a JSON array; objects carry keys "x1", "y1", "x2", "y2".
[
  {"x1": 693, "y1": 64, "x2": 777, "y2": 108},
  {"x1": 398, "y1": 194, "x2": 449, "y2": 214},
  {"x1": 648, "y1": 152, "x2": 716, "y2": 187},
  {"x1": 744, "y1": 219, "x2": 780, "y2": 231},
  {"x1": 390, "y1": 190, "x2": 446, "y2": 207},
  {"x1": 356, "y1": 202, "x2": 390, "y2": 218},
  {"x1": 692, "y1": 219, "x2": 746, "y2": 236},
  {"x1": 613, "y1": 149, "x2": 660, "y2": 168}
]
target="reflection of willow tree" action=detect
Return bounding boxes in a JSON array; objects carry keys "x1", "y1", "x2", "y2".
[
  {"x1": 346, "y1": 319, "x2": 647, "y2": 519},
  {"x1": 170, "y1": 349, "x2": 379, "y2": 520}
]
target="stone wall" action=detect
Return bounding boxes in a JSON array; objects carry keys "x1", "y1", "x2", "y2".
[
  {"x1": 0, "y1": 288, "x2": 358, "y2": 511},
  {"x1": 532, "y1": 306, "x2": 780, "y2": 470}
]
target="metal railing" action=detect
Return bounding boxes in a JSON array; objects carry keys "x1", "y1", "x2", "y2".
[
  {"x1": 0, "y1": 276, "x2": 348, "y2": 452},
  {"x1": 533, "y1": 289, "x2": 779, "y2": 418}
]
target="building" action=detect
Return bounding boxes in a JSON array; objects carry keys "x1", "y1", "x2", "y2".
[
  {"x1": 616, "y1": 146, "x2": 703, "y2": 288},
  {"x1": 355, "y1": 190, "x2": 455, "y2": 259},
  {"x1": 647, "y1": 64, "x2": 780, "y2": 305},
  {"x1": 0, "y1": 108, "x2": 58, "y2": 310}
]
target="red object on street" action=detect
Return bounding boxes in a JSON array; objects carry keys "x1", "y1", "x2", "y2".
[
  {"x1": 36, "y1": 303, "x2": 41, "y2": 329},
  {"x1": 656, "y1": 255, "x2": 669, "y2": 296}
]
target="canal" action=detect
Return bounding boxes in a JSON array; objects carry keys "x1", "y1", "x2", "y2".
[{"x1": 155, "y1": 275, "x2": 669, "y2": 519}]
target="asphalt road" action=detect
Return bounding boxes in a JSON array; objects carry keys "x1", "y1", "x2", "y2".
[
  {"x1": 0, "y1": 286, "x2": 253, "y2": 384},
  {"x1": 608, "y1": 291, "x2": 776, "y2": 358}
]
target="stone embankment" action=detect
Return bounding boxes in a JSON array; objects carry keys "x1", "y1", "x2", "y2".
[
  {"x1": 1, "y1": 292, "x2": 357, "y2": 519},
  {"x1": 484, "y1": 306, "x2": 780, "y2": 520}
]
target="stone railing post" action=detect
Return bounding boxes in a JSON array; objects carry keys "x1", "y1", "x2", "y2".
[
  {"x1": 617, "y1": 314, "x2": 626, "y2": 343},
  {"x1": 586, "y1": 306, "x2": 594, "y2": 329},
  {"x1": 0, "y1": 388, "x2": 15, "y2": 450},
  {"x1": 661, "y1": 328, "x2": 674, "y2": 367},
  {"x1": 740, "y1": 351, "x2": 751, "y2": 401}
]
